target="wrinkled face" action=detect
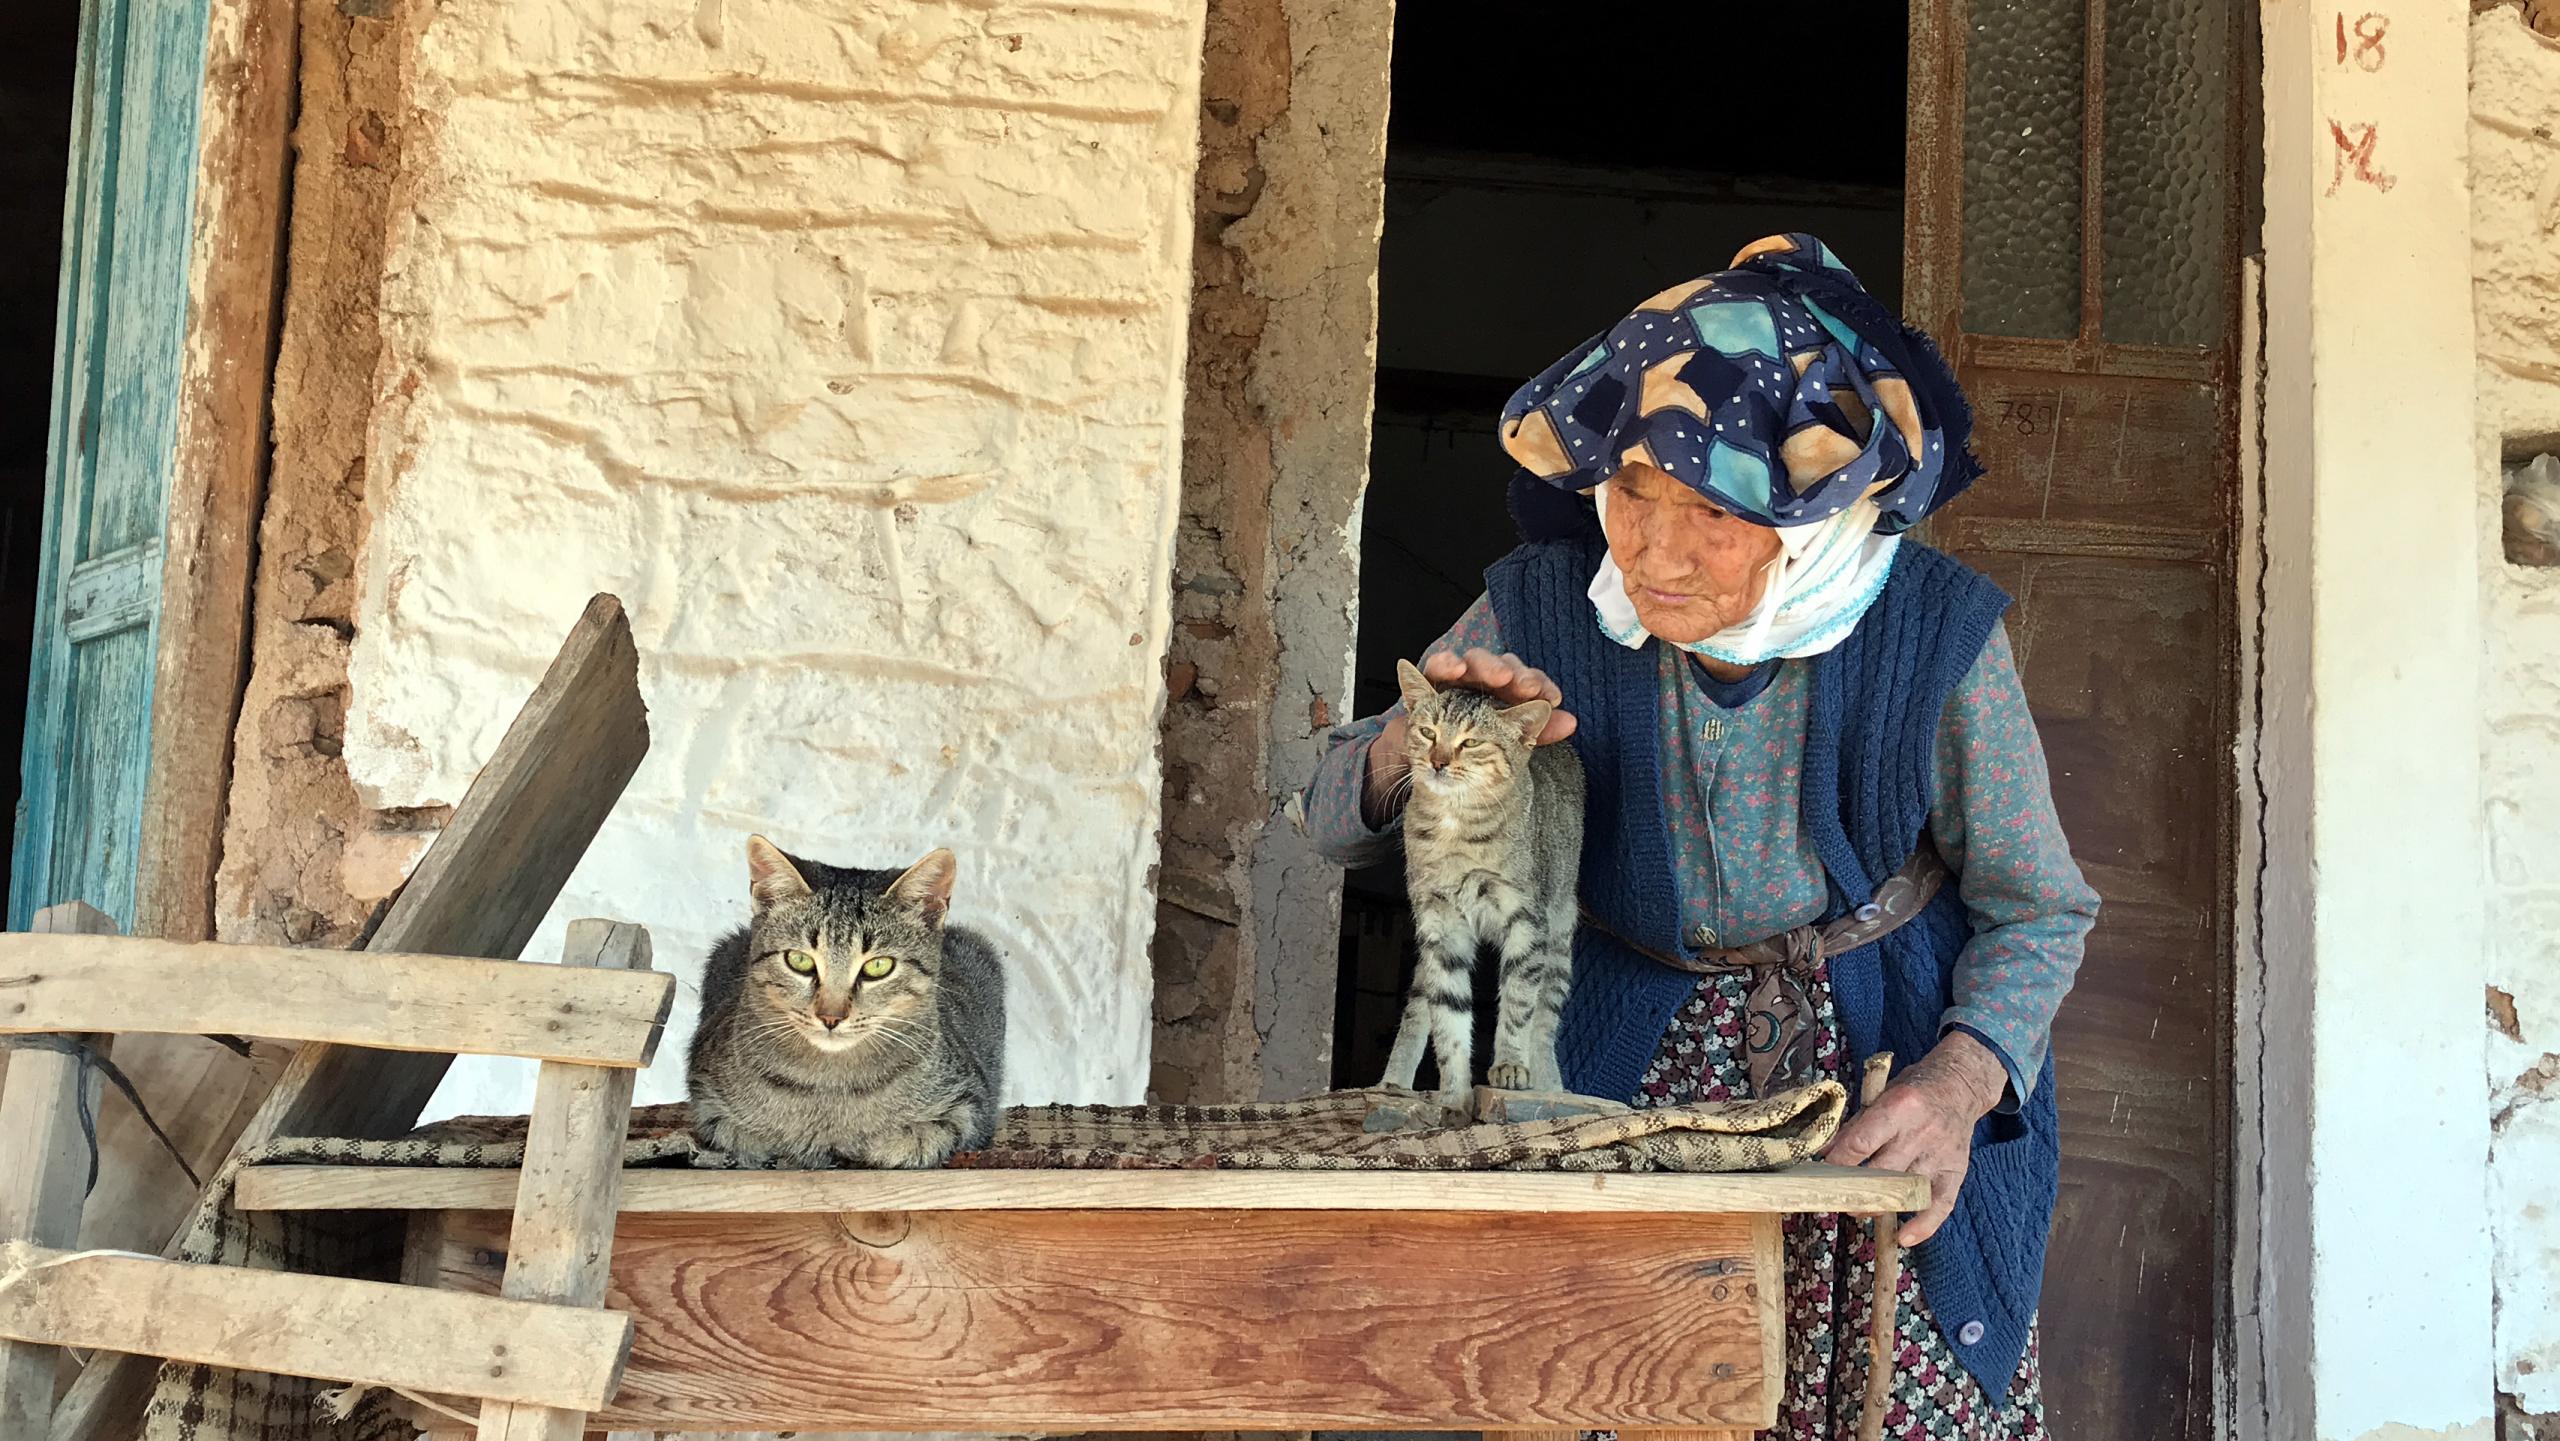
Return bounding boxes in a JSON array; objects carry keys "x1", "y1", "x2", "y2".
[
  {"x1": 1598, "y1": 461, "x2": 1783, "y2": 645},
  {"x1": 1394, "y1": 664, "x2": 1551, "y2": 805},
  {"x1": 741, "y1": 840, "x2": 955, "y2": 1057}
]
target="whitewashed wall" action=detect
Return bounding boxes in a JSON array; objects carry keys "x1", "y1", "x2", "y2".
[
  {"x1": 2477, "y1": 11, "x2": 2560, "y2": 1425},
  {"x1": 334, "y1": 0, "x2": 1207, "y2": 1116}
]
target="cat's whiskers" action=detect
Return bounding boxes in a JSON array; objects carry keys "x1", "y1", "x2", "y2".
[{"x1": 850, "y1": 1017, "x2": 936, "y2": 1062}]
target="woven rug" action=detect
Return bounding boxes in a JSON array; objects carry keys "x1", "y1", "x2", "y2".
[{"x1": 139, "y1": 1081, "x2": 1846, "y2": 1441}]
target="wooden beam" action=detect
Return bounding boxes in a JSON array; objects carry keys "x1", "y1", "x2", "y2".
[
  {"x1": 52, "y1": 595, "x2": 648, "y2": 1441},
  {"x1": 235, "y1": 1161, "x2": 1930, "y2": 1217},
  {"x1": 419, "y1": 1208, "x2": 1776, "y2": 1432},
  {"x1": 241, "y1": 592, "x2": 650, "y2": 1144},
  {"x1": 132, "y1": 0, "x2": 298, "y2": 947},
  {"x1": 0, "y1": 903, "x2": 116, "y2": 1441},
  {"x1": 0, "y1": 933, "x2": 673, "y2": 1067},
  {"x1": 0, "y1": 1245, "x2": 630, "y2": 1413},
  {"x1": 474, "y1": 920, "x2": 649, "y2": 1441}
]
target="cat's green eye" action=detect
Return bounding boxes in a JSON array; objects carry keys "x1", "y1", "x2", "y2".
[
  {"x1": 860, "y1": 955, "x2": 897, "y2": 980},
  {"x1": 781, "y1": 950, "x2": 818, "y2": 975},
  {"x1": 1413, "y1": 725, "x2": 1436, "y2": 741}
]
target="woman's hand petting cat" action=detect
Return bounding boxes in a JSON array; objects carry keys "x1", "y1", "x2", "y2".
[
  {"x1": 1362, "y1": 649, "x2": 1577, "y2": 826},
  {"x1": 1822, "y1": 1029, "x2": 2010, "y2": 1247}
]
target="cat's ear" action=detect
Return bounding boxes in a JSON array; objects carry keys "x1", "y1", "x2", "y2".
[
  {"x1": 887, "y1": 848, "x2": 959, "y2": 925},
  {"x1": 1500, "y1": 698, "x2": 1555, "y2": 746},
  {"x1": 745, "y1": 835, "x2": 813, "y2": 908},
  {"x1": 1395, "y1": 658, "x2": 1436, "y2": 711}
]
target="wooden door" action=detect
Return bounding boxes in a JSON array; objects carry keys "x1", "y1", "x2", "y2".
[
  {"x1": 10, "y1": 0, "x2": 212, "y2": 929},
  {"x1": 1905, "y1": 1, "x2": 2244, "y2": 1434}
]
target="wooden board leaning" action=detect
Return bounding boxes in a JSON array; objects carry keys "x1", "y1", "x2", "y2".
[{"x1": 49, "y1": 595, "x2": 651, "y2": 1441}]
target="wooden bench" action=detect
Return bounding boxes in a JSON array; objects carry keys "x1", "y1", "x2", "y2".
[{"x1": 231, "y1": 1160, "x2": 1927, "y2": 1439}]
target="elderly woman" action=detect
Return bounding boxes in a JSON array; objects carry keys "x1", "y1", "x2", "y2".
[{"x1": 1303, "y1": 235, "x2": 2096, "y2": 1440}]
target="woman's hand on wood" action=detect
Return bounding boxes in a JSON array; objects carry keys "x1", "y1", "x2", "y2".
[
  {"x1": 1361, "y1": 649, "x2": 1577, "y2": 826},
  {"x1": 1822, "y1": 1030, "x2": 2011, "y2": 1247}
]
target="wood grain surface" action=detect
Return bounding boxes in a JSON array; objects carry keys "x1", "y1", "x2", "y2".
[
  {"x1": 0, "y1": 1245, "x2": 631, "y2": 1411},
  {"x1": 0, "y1": 931, "x2": 673, "y2": 1065},
  {"x1": 421, "y1": 1207, "x2": 1780, "y2": 1432},
  {"x1": 473, "y1": 920, "x2": 651, "y2": 1441},
  {"x1": 240, "y1": 1162, "x2": 1928, "y2": 1216}
]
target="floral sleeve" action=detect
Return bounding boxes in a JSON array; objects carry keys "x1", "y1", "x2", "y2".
[
  {"x1": 1928, "y1": 621, "x2": 2102, "y2": 1111},
  {"x1": 1301, "y1": 595, "x2": 1506, "y2": 868}
]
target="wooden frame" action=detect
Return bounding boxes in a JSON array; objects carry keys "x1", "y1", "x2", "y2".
[
  {"x1": 50, "y1": 594, "x2": 651, "y2": 1441},
  {"x1": 235, "y1": 1164, "x2": 1928, "y2": 1440},
  {"x1": 0, "y1": 912, "x2": 660, "y2": 1441},
  {"x1": 11, "y1": 0, "x2": 296, "y2": 940}
]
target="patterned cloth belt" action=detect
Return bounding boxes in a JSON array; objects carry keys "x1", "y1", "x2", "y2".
[{"x1": 1579, "y1": 841, "x2": 1950, "y2": 1099}]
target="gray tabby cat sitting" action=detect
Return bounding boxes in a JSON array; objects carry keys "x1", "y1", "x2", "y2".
[
  {"x1": 1383, "y1": 658, "x2": 1587, "y2": 1115},
  {"x1": 686, "y1": 837, "x2": 1006, "y2": 1169}
]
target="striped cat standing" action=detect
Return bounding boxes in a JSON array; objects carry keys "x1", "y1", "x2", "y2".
[{"x1": 1383, "y1": 658, "x2": 1587, "y2": 1111}]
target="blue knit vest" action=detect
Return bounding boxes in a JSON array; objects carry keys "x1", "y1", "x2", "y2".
[{"x1": 1482, "y1": 526, "x2": 2058, "y2": 1394}]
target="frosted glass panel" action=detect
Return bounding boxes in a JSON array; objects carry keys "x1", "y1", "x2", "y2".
[
  {"x1": 1961, "y1": 0, "x2": 2087, "y2": 338},
  {"x1": 2101, "y1": 0, "x2": 2232, "y2": 346}
]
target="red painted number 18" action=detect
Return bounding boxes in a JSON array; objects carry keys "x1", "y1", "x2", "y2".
[{"x1": 2335, "y1": 11, "x2": 2387, "y2": 70}]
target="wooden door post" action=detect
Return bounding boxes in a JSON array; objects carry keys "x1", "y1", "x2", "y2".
[
  {"x1": 0, "y1": 902, "x2": 118, "y2": 1441},
  {"x1": 471, "y1": 920, "x2": 652, "y2": 1441}
]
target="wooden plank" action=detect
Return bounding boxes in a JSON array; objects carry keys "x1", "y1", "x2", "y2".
[
  {"x1": 0, "y1": 933, "x2": 673, "y2": 1067},
  {"x1": 236, "y1": 1162, "x2": 1931, "y2": 1217},
  {"x1": 420, "y1": 1208, "x2": 1775, "y2": 1432},
  {"x1": 0, "y1": 904, "x2": 116, "y2": 1441},
  {"x1": 52, "y1": 595, "x2": 650, "y2": 1441},
  {"x1": 227, "y1": 592, "x2": 650, "y2": 1145},
  {"x1": 0, "y1": 1245, "x2": 631, "y2": 1412},
  {"x1": 73, "y1": 1033, "x2": 291, "y2": 1253},
  {"x1": 133, "y1": 0, "x2": 299, "y2": 945},
  {"x1": 475, "y1": 919, "x2": 650, "y2": 1441},
  {"x1": 1751, "y1": 1213, "x2": 1786, "y2": 1432}
]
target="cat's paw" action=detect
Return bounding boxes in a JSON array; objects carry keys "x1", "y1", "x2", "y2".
[
  {"x1": 693, "y1": 1140, "x2": 791, "y2": 1170},
  {"x1": 686, "y1": 1112, "x2": 744, "y2": 1166},
  {"x1": 1485, "y1": 1061, "x2": 1532, "y2": 1091},
  {"x1": 1434, "y1": 1085, "x2": 1475, "y2": 1117},
  {"x1": 858, "y1": 1127, "x2": 960, "y2": 1170}
]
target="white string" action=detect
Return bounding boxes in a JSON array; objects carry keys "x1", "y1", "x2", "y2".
[
  {"x1": 315, "y1": 1384, "x2": 481, "y2": 1427},
  {"x1": 0, "y1": 1240, "x2": 169, "y2": 1290}
]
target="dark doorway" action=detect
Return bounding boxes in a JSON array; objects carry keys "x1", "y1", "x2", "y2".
[
  {"x1": 1334, "y1": 3, "x2": 1911, "y2": 1087},
  {"x1": 0, "y1": 6, "x2": 81, "y2": 908}
]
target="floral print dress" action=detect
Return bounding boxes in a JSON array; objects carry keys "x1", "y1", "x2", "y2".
[{"x1": 1304, "y1": 595, "x2": 2097, "y2": 1441}]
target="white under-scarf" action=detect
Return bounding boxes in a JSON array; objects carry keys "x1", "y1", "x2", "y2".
[{"x1": 1586, "y1": 485, "x2": 1901, "y2": 666}]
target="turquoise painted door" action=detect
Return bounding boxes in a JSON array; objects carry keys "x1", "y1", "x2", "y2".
[{"x1": 9, "y1": 0, "x2": 211, "y2": 930}]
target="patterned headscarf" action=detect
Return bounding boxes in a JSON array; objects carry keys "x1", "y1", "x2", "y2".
[{"x1": 1498, "y1": 233, "x2": 1980, "y2": 534}]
